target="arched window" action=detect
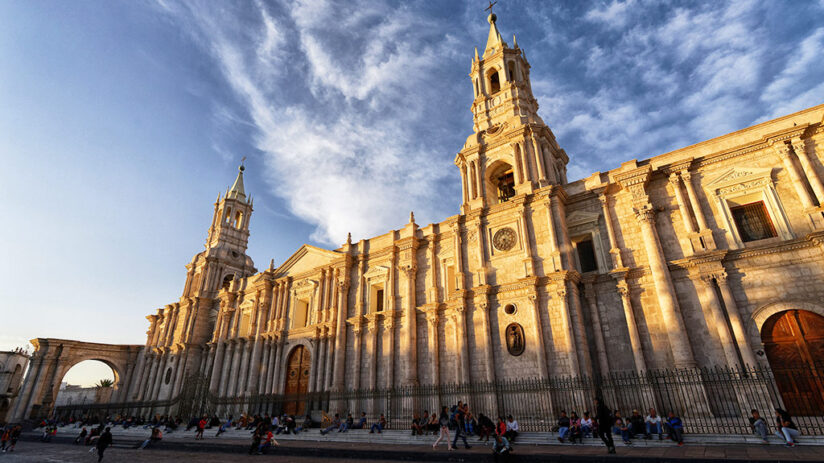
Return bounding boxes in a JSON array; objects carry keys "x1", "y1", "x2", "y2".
[
  {"x1": 474, "y1": 79, "x2": 479, "y2": 97},
  {"x1": 8, "y1": 365, "x2": 22, "y2": 393},
  {"x1": 507, "y1": 61, "x2": 516, "y2": 82},
  {"x1": 234, "y1": 210, "x2": 243, "y2": 229},
  {"x1": 221, "y1": 274, "x2": 234, "y2": 290},
  {"x1": 488, "y1": 69, "x2": 500, "y2": 94},
  {"x1": 486, "y1": 161, "x2": 515, "y2": 204}
]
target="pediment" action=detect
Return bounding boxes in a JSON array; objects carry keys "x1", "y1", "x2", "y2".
[
  {"x1": 363, "y1": 265, "x2": 390, "y2": 280},
  {"x1": 706, "y1": 167, "x2": 773, "y2": 189},
  {"x1": 566, "y1": 210, "x2": 600, "y2": 228},
  {"x1": 274, "y1": 244, "x2": 340, "y2": 278}
]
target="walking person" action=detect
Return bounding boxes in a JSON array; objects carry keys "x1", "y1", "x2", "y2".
[
  {"x1": 0, "y1": 426, "x2": 9, "y2": 452},
  {"x1": 451, "y1": 405, "x2": 471, "y2": 450},
  {"x1": 96, "y1": 427, "x2": 112, "y2": 462},
  {"x1": 432, "y1": 407, "x2": 451, "y2": 450},
  {"x1": 594, "y1": 397, "x2": 615, "y2": 454},
  {"x1": 74, "y1": 427, "x2": 87, "y2": 445},
  {"x1": 195, "y1": 416, "x2": 207, "y2": 440},
  {"x1": 6, "y1": 425, "x2": 21, "y2": 453}
]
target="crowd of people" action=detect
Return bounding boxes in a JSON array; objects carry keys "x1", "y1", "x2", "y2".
[{"x1": 10, "y1": 398, "x2": 805, "y2": 459}]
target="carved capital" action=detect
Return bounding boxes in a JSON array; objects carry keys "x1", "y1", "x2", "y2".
[
  {"x1": 337, "y1": 280, "x2": 350, "y2": 291},
  {"x1": 668, "y1": 172, "x2": 681, "y2": 186},
  {"x1": 426, "y1": 311, "x2": 440, "y2": 326},
  {"x1": 633, "y1": 204, "x2": 656, "y2": 224},
  {"x1": 401, "y1": 264, "x2": 417, "y2": 278},
  {"x1": 382, "y1": 316, "x2": 395, "y2": 330},
  {"x1": 555, "y1": 288, "x2": 567, "y2": 299},
  {"x1": 598, "y1": 193, "x2": 608, "y2": 207},
  {"x1": 616, "y1": 281, "x2": 629, "y2": 298},
  {"x1": 681, "y1": 170, "x2": 693, "y2": 183},
  {"x1": 791, "y1": 138, "x2": 807, "y2": 157},
  {"x1": 771, "y1": 141, "x2": 792, "y2": 158}
]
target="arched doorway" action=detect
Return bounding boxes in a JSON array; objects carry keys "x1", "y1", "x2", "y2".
[
  {"x1": 283, "y1": 346, "x2": 311, "y2": 416},
  {"x1": 761, "y1": 310, "x2": 824, "y2": 415},
  {"x1": 55, "y1": 360, "x2": 118, "y2": 409}
]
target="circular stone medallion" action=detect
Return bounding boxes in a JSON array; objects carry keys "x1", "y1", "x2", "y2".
[{"x1": 493, "y1": 227, "x2": 517, "y2": 251}]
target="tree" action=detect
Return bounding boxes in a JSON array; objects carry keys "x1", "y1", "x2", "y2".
[{"x1": 95, "y1": 379, "x2": 114, "y2": 388}]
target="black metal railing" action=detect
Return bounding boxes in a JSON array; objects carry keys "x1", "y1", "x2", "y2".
[{"x1": 54, "y1": 364, "x2": 824, "y2": 435}]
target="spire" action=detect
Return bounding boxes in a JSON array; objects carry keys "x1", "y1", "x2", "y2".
[
  {"x1": 484, "y1": 13, "x2": 504, "y2": 54},
  {"x1": 227, "y1": 157, "x2": 247, "y2": 201}
]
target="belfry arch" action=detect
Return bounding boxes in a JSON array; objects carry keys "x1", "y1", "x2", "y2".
[{"x1": 11, "y1": 339, "x2": 141, "y2": 421}]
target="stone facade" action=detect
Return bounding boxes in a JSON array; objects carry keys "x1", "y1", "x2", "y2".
[
  {"x1": 0, "y1": 350, "x2": 28, "y2": 422},
  {"x1": 12, "y1": 14, "x2": 824, "y2": 421}
]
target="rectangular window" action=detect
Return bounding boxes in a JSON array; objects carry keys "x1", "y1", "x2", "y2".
[
  {"x1": 445, "y1": 265, "x2": 456, "y2": 294},
  {"x1": 375, "y1": 289, "x2": 384, "y2": 312},
  {"x1": 292, "y1": 299, "x2": 309, "y2": 328},
  {"x1": 576, "y1": 239, "x2": 598, "y2": 273},
  {"x1": 731, "y1": 201, "x2": 777, "y2": 242}
]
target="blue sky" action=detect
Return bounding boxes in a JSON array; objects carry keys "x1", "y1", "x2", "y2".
[{"x1": 1, "y1": 0, "x2": 823, "y2": 386}]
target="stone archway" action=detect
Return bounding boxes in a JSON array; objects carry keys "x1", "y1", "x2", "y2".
[
  {"x1": 10, "y1": 338, "x2": 141, "y2": 421},
  {"x1": 758, "y1": 306, "x2": 824, "y2": 416}
]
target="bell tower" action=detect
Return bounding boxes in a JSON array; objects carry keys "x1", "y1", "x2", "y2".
[
  {"x1": 456, "y1": 12, "x2": 569, "y2": 212},
  {"x1": 181, "y1": 161, "x2": 257, "y2": 301}
]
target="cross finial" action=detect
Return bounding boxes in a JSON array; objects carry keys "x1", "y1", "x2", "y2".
[{"x1": 485, "y1": 0, "x2": 497, "y2": 13}]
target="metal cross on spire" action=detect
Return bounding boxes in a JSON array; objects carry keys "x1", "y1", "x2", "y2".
[{"x1": 485, "y1": 0, "x2": 498, "y2": 13}]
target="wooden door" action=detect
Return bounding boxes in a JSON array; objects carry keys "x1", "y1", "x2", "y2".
[
  {"x1": 762, "y1": 310, "x2": 824, "y2": 415},
  {"x1": 283, "y1": 346, "x2": 311, "y2": 416}
]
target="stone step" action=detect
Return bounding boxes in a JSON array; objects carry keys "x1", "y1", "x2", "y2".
[{"x1": 53, "y1": 425, "x2": 824, "y2": 447}]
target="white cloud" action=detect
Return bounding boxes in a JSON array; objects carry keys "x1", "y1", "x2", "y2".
[
  {"x1": 761, "y1": 27, "x2": 824, "y2": 113},
  {"x1": 584, "y1": 0, "x2": 636, "y2": 29}
]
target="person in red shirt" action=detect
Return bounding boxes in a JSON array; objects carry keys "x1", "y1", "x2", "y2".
[
  {"x1": 496, "y1": 416, "x2": 506, "y2": 437},
  {"x1": 195, "y1": 416, "x2": 207, "y2": 440},
  {"x1": 256, "y1": 429, "x2": 278, "y2": 455}
]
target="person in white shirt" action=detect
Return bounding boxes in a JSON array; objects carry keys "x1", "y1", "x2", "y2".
[
  {"x1": 644, "y1": 408, "x2": 663, "y2": 440},
  {"x1": 504, "y1": 415, "x2": 519, "y2": 442},
  {"x1": 580, "y1": 412, "x2": 594, "y2": 438}
]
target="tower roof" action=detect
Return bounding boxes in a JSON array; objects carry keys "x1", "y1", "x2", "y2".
[
  {"x1": 484, "y1": 13, "x2": 505, "y2": 55},
  {"x1": 227, "y1": 162, "x2": 246, "y2": 201}
]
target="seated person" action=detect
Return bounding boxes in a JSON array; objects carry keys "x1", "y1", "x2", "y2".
[
  {"x1": 666, "y1": 412, "x2": 684, "y2": 445},
  {"x1": 504, "y1": 415, "x2": 519, "y2": 442},
  {"x1": 370, "y1": 414, "x2": 387, "y2": 434},
  {"x1": 773, "y1": 408, "x2": 799, "y2": 446},
  {"x1": 339, "y1": 414, "x2": 354, "y2": 432},
  {"x1": 295, "y1": 415, "x2": 312, "y2": 433},
  {"x1": 320, "y1": 414, "x2": 341, "y2": 435},
  {"x1": 580, "y1": 412, "x2": 593, "y2": 438},
  {"x1": 645, "y1": 408, "x2": 663, "y2": 440},
  {"x1": 749, "y1": 409, "x2": 768, "y2": 443},
  {"x1": 628, "y1": 410, "x2": 645, "y2": 438},
  {"x1": 492, "y1": 433, "x2": 512, "y2": 463},
  {"x1": 615, "y1": 415, "x2": 631, "y2": 444},
  {"x1": 411, "y1": 414, "x2": 423, "y2": 435},
  {"x1": 477, "y1": 414, "x2": 495, "y2": 441},
  {"x1": 568, "y1": 412, "x2": 583, "y2": 444},
  {"x1": 353, "y1": 412, "x2": 367, "y2": 430},
  {"x1": 556, "y1": 410, "x2": 571, "y2": 442}
]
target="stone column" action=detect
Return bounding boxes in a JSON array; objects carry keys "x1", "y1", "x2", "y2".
[
  {"x1": 454, "y1": 307, "x2": 470, "y2": 382},
  {"x1": 695, "y1": 275, "x2": 740, "y2": 368},
  {"x1": 599, "y1": 193, "x2": 623, "y2": 269},
  {"x1": 555, "y1": 286, "x2": 580, "y2": 375},
  {"x1": 773, "y1": 141, "x2": 817, "y2": 209},
  {"x1": 583, "y1": 282, "x2": 610, "y2": 376},
  {"x1": 682, "y1": 172, "x2": 709, "y2": 231},
  {"x1": 352, "y1": 319, "x2": 364, "y2": 390},
  {"x1": 518, "y1": 141, "x2": 531, "y2": 183},
  {"x1": 425, "y1": 312, "x2": 440, "y2": 386},
  {"x1": 451, "y1": 222, "x2": 465, "y2": 290},
  {"x1": 531, "y1": 134, "x2": 547, "y2": 185},
  {"x1": 367, "y1": 320, "x2": 379, "y2": 390},
  {"x1": 635, "y1": 205, "x2": 696, "y2": 368},
  {"x1": 140, "y1": 353, "x2": 159, "y2": 400},
  {"x1": 461, "y1": 164, "x2": 468, "y2": 206},
  {"x1": 332, "y1": 279, "x2": 350, "y2": 390},
  {"x1": 669, "y1": 173, "x2": 696, "y2": 234},
  {"x1": 529, "y1": 294, "x2": 549, "y2": 379},
  {"x1": 476, "y1": 301, "x2": 496, "y2": 383},
  {"x1": 169, "y1": 351, "x2": 186, "y2": 399},
  {"x1": 236, "y1": 339, "x2": 252, "y2": 394},
  {"x1": 258, "y1": 338, "x2": 271, "y2": 393},
  {"x1": 271, "y1": 337, "x2": 284, "y2": 394},
  {"x1": 218, "y1": 342, "x2": 235, "y2": 396},
  {"x1": 403, "y1": 264, "x2": 418, "y2": 384},
  {"x1": 517, "y1": 205, "x2": 535, "y2": 276},
  {"x1": 209, "y1": 341, "x2": 226, "y2": 393},
  {"x1": 11, "y1": 354, "x2": 45, "y2": 420},
  {"x1": 511, "y1": 143, "x2": 523, "y2": 184},
  {"x1": 125, "y1": 350, "x2": 147, "y2": 401},
  {"x1": 544, "y1": 196, "x2": 561, "y2": 272},
  {"x1": 715, "y1": 272, "x2": 758, "y2": 368},
  {"x1": 308, "y1": 330, "x2": 320, "y2": 393},
  {"x1": 616, "y1": 279, "x2": 647, "y2": 372},
  {"x1": 792, "y1": 137, "x2": 824, "y2": 204},
  {"x1": 383, "y1": 316, "x2": 395, "y2": 388}
]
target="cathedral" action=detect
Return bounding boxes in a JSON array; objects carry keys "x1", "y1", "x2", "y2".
[{"x1": 12, "y1": 13, "x2": 824, "y2": 423}]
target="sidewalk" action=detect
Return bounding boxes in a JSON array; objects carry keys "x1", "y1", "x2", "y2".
[{"x1": 21, "y1": 430, "x2": 824, "y2": 462}]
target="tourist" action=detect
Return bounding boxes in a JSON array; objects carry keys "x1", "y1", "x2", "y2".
[
  {"x1": 749, "y1": 409, "x2": 768, "y2": 443},
  {"x1": 465, "y1": 411, "x2": 477, "y2": 436},
  {"x1": 295, "y1": 415, "x2": 312, "y2": 433},
  {"x1": 427, "y1": 412, "x2": 440, "y2": 435},
  {"x1": 256, "y1": 428, "x2": 279, "y2": 455},
  {"x1": 615, "y1": 413, "x2": 632, "y2": 445},
  {"x1": 370, "y1": 414, "x2": 387, "y2": 434},
  {"x1": 496, "y1": 416, "x2": 506, "y2": 437},
  {"x1": 432, "y1": 407, "x2": 451, "y2": 450},
  {"x1": 353, "y1": 412, "x2": 367, "y2": 430},
  {"x1": 249, "y1": 424, "x2": 263, "y2": 455},
  {"x1": 594, "y1": 397, "x2": 616, "y2": 454},
  {"x1": 96, "y1": 427, "x2": 112, "y2": 462},
  {"x1": 504, "y1": 415, "x2": 518, "y2": 443},
  {"x1": 74, "y1": 427, "x2": 87, "y2": 445},
  {"x1": 477, "y1": 413, "x2": 495, "y2": 441},
  {"x1": 421, "y1": 411, "x2": 431, "y2": 434},
  {"x1": 580, "y1": 411, "x2": 593, "y2": 438},
  {"x1": 556, "y1": 410, "x2": 570, "y2": 443},
  {"x1": 195, "y1": 416, "x2": 207, "y2": 440},
  {"x1": 339, "y1": 413, "x2": 354, "y2": 432},
  {"x1": 645, "y1": 408, "x2": 663, "y2": 440},
  {"x1": 491, "y1": 432, "x2": 512, "y2": 462},
  {"x1": 628, "y1": 409, "x2": 644, "y2": 439},
  {"x1": 773, "y1": 408, "x2": 799, "y2": 446},
  {"x1": 451, "y1": 405, "x2": 471, "y2": 449},
  {"x1": 216, "y1": 415, "x2": 233, "y2": 437},
  {"x1": 411, "y1": 413, "x2": 423, "y2": 435},
  {"x1": 139, "y1": 426, "x2": 162, "y2": 450},
  {"x1": 320, "y1": 413, "x2": 340, "y2": 435},
  {"x1": 569, "y1": 411, "x2": 583, "y2": 444},
  {"x1": 666, "y1": 412, "x2": 684, "y2": 446},
  {"x1": 0, "y1": 426, "x2": 10, "y2": 451}
]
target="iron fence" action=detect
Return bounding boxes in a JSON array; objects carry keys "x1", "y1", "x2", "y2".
[{"x1": 54, "y1": 364, "x2": 824, "y2": 435}]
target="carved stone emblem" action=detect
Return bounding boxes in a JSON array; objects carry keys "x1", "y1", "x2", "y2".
[
  {"x1": 493, "y1": 227, "x2": 517, "y2": 251},
  {"x1": 505, "y1": 323, "x2": 525, "y2": 356}
]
